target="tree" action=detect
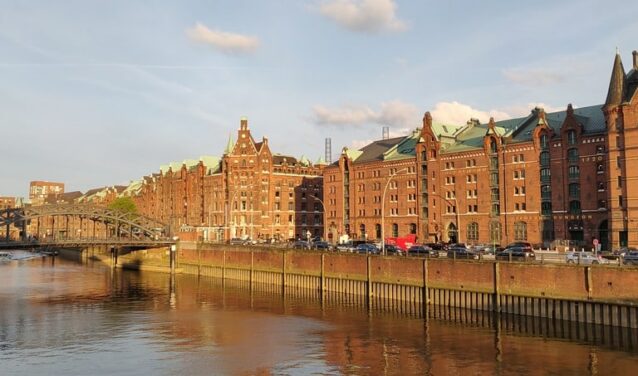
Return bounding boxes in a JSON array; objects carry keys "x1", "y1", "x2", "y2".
[{"x1": 108, "y1": 197, "x2": 137, "y2": 214}]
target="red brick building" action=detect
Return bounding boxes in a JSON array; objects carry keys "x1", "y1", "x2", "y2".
[
  {"x1": 325, "y1": 50, "x2": 638, "y2": 250},
  {"x1": 0, "y1": 197, "x2": 16, "y2": 209},
  {"x1": 132, "y1": 118, "x2": 325, "y2": 241}
]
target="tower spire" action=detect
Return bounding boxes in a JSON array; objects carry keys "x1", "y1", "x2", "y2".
[
  {"x1": 605, "y1": 51, "x2": 626, "y2": 108},
  {"x1": 224, "y1": 133, "x2": 235, "y2": 155}
]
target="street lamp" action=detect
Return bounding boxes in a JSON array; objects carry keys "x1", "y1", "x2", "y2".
[
  {"x1": 381, "y1": 167, "x2": 409, "y2": 255},
  {"x1": 309, "y1": 194, "x2": 326, "y2": 241}
]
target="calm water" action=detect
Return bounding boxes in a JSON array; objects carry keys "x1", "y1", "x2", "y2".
[{"x1": 1, "y1": 256, "x2": 637, "y2": 375}]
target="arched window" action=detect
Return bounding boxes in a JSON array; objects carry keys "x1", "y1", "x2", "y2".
[
  {"x1": 409, "y1": 223, "x2": 417, "y2": 234},
  {"x1": 359, "y1": 223, "x2": 366, "y2": 239},
  {"x1": 490, "y1": 222, "x2": 501, "y2": 244},
  {"x1": 467, "y1": 222, "x2": 479, "y2": 242},
  {"x1": 375, "y1": 223, "x2": 381, "y2": 239},
  {"x1": 392, "y1": 223, "x2": 399, "y2": 237},
  {"x1": 567, "y1": 130, "x2": 577, "y2": 145},
  {"x1": 514, "y1": 221, "x2": 527, "y2": 241},
  {"x1": 490, "y1": 138, "x2": 498, "y2": 153}
]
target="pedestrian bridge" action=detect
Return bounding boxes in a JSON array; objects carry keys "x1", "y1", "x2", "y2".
[{"x1": 0, "y1": 204, "x2": 173, "y2": 250}]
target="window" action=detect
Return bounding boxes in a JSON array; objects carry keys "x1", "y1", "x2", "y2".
[
  {"x1": 490, "y1": 222, "x2": 501, "y2": 243},
  {"x1": 568, "y1": 183, "x2": 580, "y2": 198},
  {"x1": 490, "y1": 138, "x2": 498, "y2": 153},
  {"x1": 618, "y1": 176, "x2": 622, "y2": 188},
  {"x1": 567, "y1": 130, "x2": 577, "y2": 145},
  {"x1": 598, "y1": 200, "x2": 607, "y2": 209},
  {"x1": 467, "y1": 222, "x2": 479, "y2": 241},
  {"x1": 597, "y1": 164, "x2": 604, "y2": 174},
  {"x1": 392, "y1": 223, "x2": 399, "y2": 237},
  {"x1": 541, "y1": 168, "x2": 552, "y2": 183},
  {"x1": 596, "y1": 145, "x2": 605, "y2": 154},
  {"x1": 619, "y1": 195, "x2": 624, "y2": 208},
  {"x1": 568, "y1": 166, "x2": 579, "y2": 179},
  {"x1": 567, "y1": 148, "x2": 579, "y2": 163},
  {"x1": 541, "y1": 202, "x2": 552, "y2": 216},
  {"x1": 514, "y1": 222, "x2": 527, "y2": 241},
  {"x1": 598, "y1": 182, "x2": 606, "y2": 191},
  {"x1": 491, "y1": 203, "x2": 500, "y2": 216},
  {"x1": 540, "y1": 151, "x2": 550, "y2": 166},
  {"x1": 540, "y1": 134, "x2": 549, "y2": 149},
  {"x1": 569, "y1": 200, "x2": 581, "y2": 214}
]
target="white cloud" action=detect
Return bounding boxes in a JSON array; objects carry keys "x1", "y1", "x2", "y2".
[
  {"x1": 502, "y1": 68, "x2": 566, "y2": 87},
  {"x1": 318, "y1": 0, "x2": 407, "y2": 33},
  {"x1": 430, "y1": 101, "x2": 510, "y2": 125},
  {"x1": 312, "y1": 100, "x2": 418, "y2": 127},
  {"x1": 186, "y1": 23, "x2": 259, "y2": 54}
]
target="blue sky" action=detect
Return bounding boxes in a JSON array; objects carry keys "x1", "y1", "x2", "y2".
[{"x1": 2, "y1": 0, "x2": 637, "y2": 197}]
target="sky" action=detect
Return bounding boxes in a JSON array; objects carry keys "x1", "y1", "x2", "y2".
[{"x1": 1, "y1": 0, "x2": 638, "y2": 197}]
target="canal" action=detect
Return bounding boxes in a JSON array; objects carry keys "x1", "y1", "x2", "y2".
[{"x1": 1, "y1": 256, "x2": 637, "y2": 375}]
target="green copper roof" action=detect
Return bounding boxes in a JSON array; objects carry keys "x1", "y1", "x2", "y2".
[{"x1": 224, "y1": 133, "x2": 235, "y2": 154}]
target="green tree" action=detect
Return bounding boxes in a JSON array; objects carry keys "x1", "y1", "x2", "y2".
[{"x1": 108, "y1": 197, "x2": 138, "y2": 214}]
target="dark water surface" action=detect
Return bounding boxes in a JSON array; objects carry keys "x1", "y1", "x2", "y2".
[{"x1": 1, "y1": 257, "x2": 637, "y2": 375}]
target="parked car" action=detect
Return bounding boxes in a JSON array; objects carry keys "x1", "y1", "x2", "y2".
[
  {"x1": 505, "y1": 242, "x2": 532, "y2": 251},
  {"x1": 565, "y1": 251, "x2": 610, "y2": 265},
  {"x1": 471, "y1": 244, "x2": 496, "y2": 255},
  {"x1": 230, "y1": 238, "x2": 250, "y2": 245},
  {"x1": 383, "y1": 244, "x2": 405, "y2": 256},
  {"x1": 356, "y1": 243, "x2": 380, "y2": 254},
  {"x1": 424, "y1": 243, "x2": 446, "y2": 251},
  {"x1": 312, "y1": 241, "x2": 331, "y2": 251},
  {"x1": 291, "y1": 240, "x2": 311, "y2": 250},
  {"x1": 495, "y1": 246, "x2": 535, "y2": 261},
  {"x1": 623, "y1": 251, "x2": 638, "y2": 265},
  {"x1": 407, "y1": 245, "x2": 438, "y2": 257},
  {"x1": 335, "y1": 242, "x2": 356, "y2": 252},
  {"x1": 447, "y1": 246, "x2": 479, "y2": 260}
]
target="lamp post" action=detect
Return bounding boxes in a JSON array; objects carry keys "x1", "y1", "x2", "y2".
[
  {"x1": 309, "y1": 194, "x2": 326, "y2": 241},
  {"x1": 381, "y1": 167, "x2": 409, "y2": 255}
]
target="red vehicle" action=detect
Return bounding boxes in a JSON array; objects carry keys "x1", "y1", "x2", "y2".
[{"x1": 384, "y1": 234, "x2": 417, "y2": 251}]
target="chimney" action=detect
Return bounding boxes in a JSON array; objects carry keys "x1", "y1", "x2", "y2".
[{"x1": 634, "y1": 50, "x2": 638, "y2": 70}]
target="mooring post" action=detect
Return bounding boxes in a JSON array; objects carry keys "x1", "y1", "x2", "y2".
[
  {"x1": 170, "y1": 244, "x2": 176, "y2": 274},
  {"x1": 250, "y1": 250, "x2": 254, "y2": 287},
  {"x1": 366, "y1": 255, "x2": 372, "y2": 309},
  {"x1": 493, "y1": 262, "x2": 501, "y2": 313},
  {"x1": 423, "y1": 259, "x2": 429, "y2": 317},
  {"x1": 282, "y1": 250, "x2": 287, "y2": 295},
  {"x1": 320, "y1": 253, "x2": 326, "y2": 299},
  {"x1": 584, "y1": 266, "x2": 594, "y2": 300}
]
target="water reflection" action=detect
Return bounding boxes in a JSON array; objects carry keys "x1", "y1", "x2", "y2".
[{"x1": 1, "y1": 258, "x2": 637, "y2": 375}]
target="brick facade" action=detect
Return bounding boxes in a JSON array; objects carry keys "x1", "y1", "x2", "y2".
[
  {"x1": 132, "y1": 118, "x2": 325, "y2": 242},
  {"x1": 326, "y1": 50, "x2": 638, "y2": 251}
]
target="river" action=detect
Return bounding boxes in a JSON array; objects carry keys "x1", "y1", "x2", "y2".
[{"x1": 1, "y1": 255, "x2": 637, "y2": 375}]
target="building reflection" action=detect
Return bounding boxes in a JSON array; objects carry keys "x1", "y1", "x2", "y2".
[{"x1": 1, "y1": 259, "x2": 637, "y2": 375}]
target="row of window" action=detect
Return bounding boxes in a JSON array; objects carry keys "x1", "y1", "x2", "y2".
[{"x1": 464, "y1": 221, "x2": 527, "y2": 241}]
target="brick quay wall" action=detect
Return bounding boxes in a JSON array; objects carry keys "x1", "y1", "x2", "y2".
[{"x1": 175, "y1": 242, "x2": 638, "y2": 328}]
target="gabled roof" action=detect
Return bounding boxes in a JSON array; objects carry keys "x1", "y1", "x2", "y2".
[
  {"x1": 342, "y1": 130, "x2": 421, "y2": 164},
  {"x1": 441, "y1": 105, "x2": 605, "y2": 154}
]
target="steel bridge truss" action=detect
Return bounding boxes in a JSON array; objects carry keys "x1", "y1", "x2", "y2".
[{"x1": 0, "y1": 204, "x2": 169, "y2": 242}]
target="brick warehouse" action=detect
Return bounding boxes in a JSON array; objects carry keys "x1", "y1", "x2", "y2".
[
  {"x1": 131, "y1": 118, "x2": 326, "y2": 242},
  {"x1": 325, "y1": 50, "x2": 638, "y2": 250}
]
